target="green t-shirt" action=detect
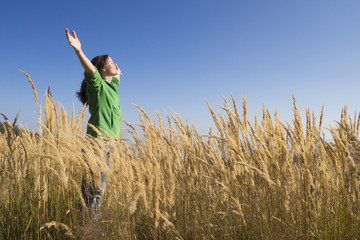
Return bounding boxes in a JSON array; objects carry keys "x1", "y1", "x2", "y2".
[{"x1": 84, "y1": 68, "x2": 122, "y2": 138}]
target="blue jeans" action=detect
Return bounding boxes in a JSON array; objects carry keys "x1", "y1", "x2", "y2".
[{"x1": 81, "y1": 149, "x2": 111, "y2": 221}]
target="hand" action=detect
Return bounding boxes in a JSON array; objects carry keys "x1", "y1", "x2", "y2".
[
  {"x1": 65, "y1": 28, "x2": 81, "y2": 52},
  {"x1": 115, "y1": 63, "x2": 122, "y2": 78}
]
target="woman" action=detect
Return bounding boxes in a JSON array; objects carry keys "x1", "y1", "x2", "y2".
[
  {"x1": 65, "y1": 28, "x2": 122, "y2": 219},
  {"x1": 65, "y1": 28, "x2": 122, "y2": 138}
]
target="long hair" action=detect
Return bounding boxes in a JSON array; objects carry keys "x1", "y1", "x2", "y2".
[{"x1": 76, "y1": 54, "x2": 109, "y2": 105}]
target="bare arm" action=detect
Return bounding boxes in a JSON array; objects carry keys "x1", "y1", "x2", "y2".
[{"x1": 65, "y1": 28, "x2": 96, "y2": 74}]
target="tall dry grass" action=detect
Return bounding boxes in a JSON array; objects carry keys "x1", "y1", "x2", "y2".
[{"x1": 0, "y1": 72, "x2": 360, "y2": 239}]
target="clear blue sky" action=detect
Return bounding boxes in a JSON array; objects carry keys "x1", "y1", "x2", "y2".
[{"x1": 2, "y1": 0, "x2": 360, "y2": 139}]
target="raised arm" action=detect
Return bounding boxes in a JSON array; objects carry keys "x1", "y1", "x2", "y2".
[{"x1": 65, "y1": 28, "x2": 96, "y2": 74}]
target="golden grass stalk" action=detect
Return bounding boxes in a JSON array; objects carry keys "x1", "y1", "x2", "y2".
[{"x1": 1, "y1": 72, "x2": 360, "y2": 239}]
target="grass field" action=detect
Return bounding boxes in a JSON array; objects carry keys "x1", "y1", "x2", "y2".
[{"x1": 1, "y1": 72, "x2": 360, "y2": 239}]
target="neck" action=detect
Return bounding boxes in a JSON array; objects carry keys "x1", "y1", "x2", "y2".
[{"x1": 103, "y1": 75, "x2": 113, "y2": 83}]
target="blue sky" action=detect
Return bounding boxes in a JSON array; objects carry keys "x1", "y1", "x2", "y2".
[{"x1": 2, "y1": 0, "x2": 360, "y2": 138}]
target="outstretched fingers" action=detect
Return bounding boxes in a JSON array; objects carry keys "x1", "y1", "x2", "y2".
[
  {"x1": 72, "y1": 30, "x2": 77, "y2": 39},
  {"x1": 65, "y1": 28, "x2": 82, "y2": 52},
  {"x1": 65, "y1": 28, "x2": 70, "y2": 41},
  {"x1": 65, "y1": 28, "x2": 77, "y2": 39}
]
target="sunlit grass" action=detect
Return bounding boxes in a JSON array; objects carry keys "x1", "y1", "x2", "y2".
[{"x1": 0, "y1": 72, "x2": 359, "y2": 239}]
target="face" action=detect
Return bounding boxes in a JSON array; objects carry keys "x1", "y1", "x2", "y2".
[{"x1": 101, "y1": 57, "x2": 122, "y2": 77}]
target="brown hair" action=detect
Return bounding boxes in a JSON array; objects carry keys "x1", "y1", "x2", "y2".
[{"x1": 76, "y1": 54, "x2": 109, "y2": 105}]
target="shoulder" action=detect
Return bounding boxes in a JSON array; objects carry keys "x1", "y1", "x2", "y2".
[
  {"x1": 84, "y1": 67, "x2": 104, "y2": 90},
  {"x1": 84, "y1": 67, "x2": 102, "y2": 81},
  {"x1": 111, "y1": 77, "x2": 120, "y2": 87}
]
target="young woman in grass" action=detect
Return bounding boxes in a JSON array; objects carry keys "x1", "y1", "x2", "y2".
[
  {"x1": 65, "y1": 28, "x2": 122, "y2": 138},
  {"x1": 65, "y1": 28, "x2": 122, "y2": 219}
]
